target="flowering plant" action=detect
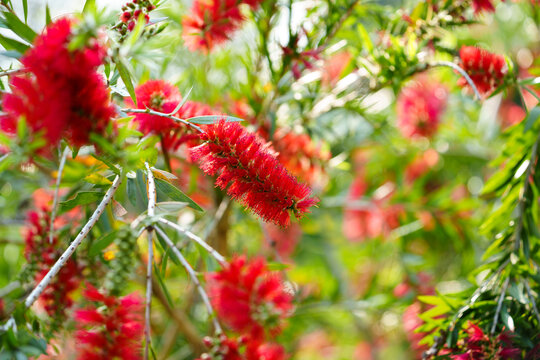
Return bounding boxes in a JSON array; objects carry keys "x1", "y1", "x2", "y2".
[{"x1": 0, "y1": 0, "x2": 538, "y2": 359}]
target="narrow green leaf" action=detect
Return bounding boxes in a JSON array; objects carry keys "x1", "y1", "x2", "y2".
[
  {"x1": 91, "y1": 154, "x2": 121, "y2": 175},
  {"x1": 154, "y1": 178, "x2": 203, "y2": 212},
  {"x1": 59, "y1": 191, "x2": 105, "y2": 212},
  {"x1": 89, "y1": 231, "x2": 117, "y2": 257},
  {"x1": 186, "y1": 115, "x2": 244, "y2": 125},
  {"x1": 169, "y1": 86, "x2": 192, "y2": 115},
  {"x1": 45, "y1": 4, "x2": 52, "y2": 25},
  {"x1": 153, "y1": 262, "x2": 174, "y2": 307},
  {"x1": 1, "y1": 11, "x2": 36, "y2": 43},
  {"x1": 524, "y1": 106, "x2": 540, "y2": 132},
  {"x1": 22, "y1": 0, "x2": 28, "y2": 23},
  {"x1": 114, "y1": 56, "x2": 137, "y2": 105},
  {"x1": 0, "y1": 34, "x2": 29, "y2": 54},
  {"x1": 82, "y1": 0, "x2": 96, "y2": 13}
]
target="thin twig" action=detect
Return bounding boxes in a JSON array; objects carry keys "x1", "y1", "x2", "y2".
[
  {"x1": 430, "y1": 60, "x2": 482, "y2": 100},
  {"x1": 49, "y1": 147, "x2": 70, "y2": 244},
  {"x1": 154, "y1": 226, "x2": 222, "y2": 334},
  {"x1": 491, "y1": 276, "x2": 510, "y2": 335},
  {"x1": 202, "y1": 198, "x2": 231, "y2": 242},
  {"x1": 122, "y1": 108, "x2": 204, "y2": 133},
  {"x1": 0, "y1": 68, "x2": 27, "y2": 77},
  {"x1": 24, "y1": 175, "x2": 122, "y2": 308},
  {"x1": 523, "y1": 280, "x2": 540, "y2": 324},
  {"x1": 144, "y1": 162, "x2": 156, "y2": 360},
  {"x1": 0, "y1": 153, "x2": 8, "y2": 164},
  {"x1": 159, "y1": 218, "x2": 226, "y2": 265}
]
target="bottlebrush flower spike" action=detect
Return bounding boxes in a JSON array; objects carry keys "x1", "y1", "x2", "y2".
[
  {"x1": 75, "y1": 284, "x2": 144, "y2": 360},
  {"x1": 190, "y1": 121, "x2": 318, "y2": 227},
  {"x1": 197, "y1": 335, "x2": 288, "y2": 360},
  {"x1": 182, "y1": 0, "x2": 264, "y2": 52},
  {"x1": 0, "y1": 18, "x2": 114, "y2": 152},
  {"x1": 397, "y1": 76, "x2": 447, "y2": 139},
  {"x1": 472, "y1": 0, "x2": 496, "y2": 14},
  {"x1": 24, "y1": 208, "x2": 80, "y2": 320},
  {"x1": 206, "y1": 255, "x2": 293, "y2": 339},
  {"x1": 458, "y1": 46, "x2": 507, "y2": 96}
]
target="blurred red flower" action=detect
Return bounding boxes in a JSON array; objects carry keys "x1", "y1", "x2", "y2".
[
  {"x1": 75, "y1": 284, "x2": 143, "y2": 360},
  {"x1": 207, "y1": 255, "x2": 293, "y2": 339},
  {"x1": 0, "y1": 18, "x2": 114, "y2": 152},
  {"x1": 458, "y1": 46, "x2": 507, "y2": 96},
  {"x1": 397, "y1": 76, "x2": 448, "y2": 139}
]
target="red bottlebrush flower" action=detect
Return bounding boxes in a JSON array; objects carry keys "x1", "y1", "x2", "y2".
[
  {"x1": 458, "y1": 46, "x2": 507, "y2": 96},
  {"x1": 499, "y1": 100, "x2": 526, "y2": 129},
  {"x1": 190, "y1": 121, "x2": 318, "y2": 227},
  {"x1": 197, "y1": 335, "x2": 287, "y2": 360},
  {"x1": 405, "y1": 149, "x2": 440, "y2": 185},
  {"x1": 397, "y1": 76, "x2": 447, "y2": 139},
  {"x1": 342, "y1": 177, "x2": 403, "y2": 242},
  {"x1": 472, "y1": 0, "x2": 496, "y2": 13},
  {"x1": 403, "y1": 302, "x2": 429, "y2": 359},
  {"x1": 207, "y1": 255, "x2": 293, "y2": 339},
  {"x1": 75, "y1": 284, "x2": 144, "y2": 360},
  {"x1": 262, "y1": 222, "x2": 302, "y2": 260},
  {"x1": 126, "y1": 80, "x2": 182, "y2": 134},
  {"x1": 182, "y1": 0, "x2": 264, "y2": 52},
  {"x1": 0, "y1": 18, "x2": 114, "y2": 151},
  {"x1": 271, "y1": 128, "x2": 330, "y2": 188},
  {"x1": 24, "y1": 208, "x2": 80, "y2": 319}
]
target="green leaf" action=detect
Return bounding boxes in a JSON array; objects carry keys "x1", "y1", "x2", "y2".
[
  {"x1": 155, "y1": 201, "x2": 188, "y2": 215},
  {"x1": 82, "y1": 0, "x2": 96, "y2": 13},
  {"x1": 154, "y1": 178, "x2": 203, "y2": 212},
  {"x1": 0, "y1": 34, "x2": 29, "y2": 54},
  {"x1": 524, "y1": 106, "x2": 540, "y2": 132},
  {"x1": 186, "y1": 115, "x2": 244, "y2": 124},
  {"x1": 153, "y1": 262, "x2": 174, "y2": 307},
  {"x1": 59, "y1": 191, "x2": 105, "y2": 212},
  {"x1": 45, "y1": 4, "x2": 52, "y2": 25},
  {"x1": 89, "y1": 230, "x2": 117, "y2": 257},
  {"x1": 22, "y1": 0, "x2": 28, "y2": 23},
  {"x1": 114, "y1": 56, "x2": 137, "y2": 105},
  {"x1": 0, "y1": 11, "x2": 36, "y2": 43},
  {"x1": 91, "y1": 154, "x2": 120, "y2": 175},
  {"x1": 169, "y1": 86, "x2": 192, "y2": 115}
]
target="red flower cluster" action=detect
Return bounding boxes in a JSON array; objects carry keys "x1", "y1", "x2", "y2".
[
  {"x1": 397, "y1": 76, "x2": 448, "y2": 139},
  {"x1": 75, "y1": 284, "x2": 144, "y2": 360},
  {"x1": 197, "y1": 335, "x2": 287, "y2": 360},
  {"x1": 271, "y1": 128, "x2": 330, "y2": 188},
  {"x1": 342, "y1": 176, "x2": 403, "y2": 242},
  {"x1": 458, "y1": 46, "x2": 507, "y2": 96},
  {"x1": 190, "y1": 121, "x2": 318, "y2": 227},
  {"x1": 448, "y1": 322, "x2": 520, "y2": 360},
  {"x1": 126, "y1": 80, "x2": 216, "y2": 151},
  {"x1": 207, "y1": 256, "x2": 293, "y2": 339},
  {"x1": 0, "y1": 18, "x2": 114, "y2": 152},
  {"x1": 182, "y1": 0, "x2": 264, "y2": 52},
  {"x1": 25, "y1": 208, "x2": 80, "y2": 319}
]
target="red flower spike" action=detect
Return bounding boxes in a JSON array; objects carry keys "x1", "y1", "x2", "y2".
[
  {"x1": 24, "y1": 207, "x2": 80, "y2": 319},
  {"x1": 75, "y1": 284, "x2": 144, "y2": 360},
  {"x1": 207, "y1": 255, "x2": 293, "y2": 339},
  {"x1": 0, "y1": 18, "x2": 114, "y2": 152},
  {"x1": 397, "y1": 76, "x2": 447, "y2": 139},
  {"x1": 191, "y1": 121, "x2": 318, "y2": 227},
  {"x1": 458, "y1": 46, "x2": 507, "y2": 96},
  {"x1": 182, "y1": 0, "x2": 264, "y2": 52},
  {"x1": 472, "y1": 0, "x2": 496, "y2": 13}
]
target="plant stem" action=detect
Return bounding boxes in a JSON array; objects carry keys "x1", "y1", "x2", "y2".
[
  {"x1": 490, "y1": 276, "x2": 510, "y2": 335},
  {"x1": 430, "y1": 60, "x2": 482, "y2": 100},
  {"x1": 158, "y1": 218, "x2": 226, "y2": 265},
  {"x1": 49, "y1": 147, "x2": 70, "y2": 244},
  {"x1": 24, "y1": 175, "x2": 122, "y2": 308},
  {"x1": 154, "y1": 226, "x2": 222, "y2": 334},
  {"x1": 122, "y1": 108, "x2": 204, "y2": 133},
  {"x1": 144, "y1": 162, "x2": 156, "y2": 360},
  {"x1": 0, "y1": 68, "x2": 27, "y2": 77},
  {"x1": 523, "y1": 280, "x2": 540, "y2": 325}
]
